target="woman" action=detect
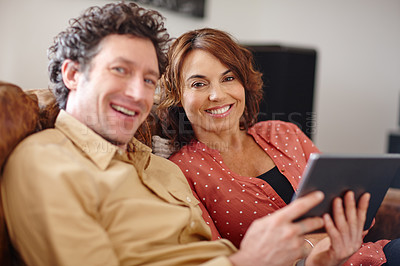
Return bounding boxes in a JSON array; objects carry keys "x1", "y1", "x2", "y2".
[{"x1": 157, "y1": 28, "x2": 394, "y2": 265}]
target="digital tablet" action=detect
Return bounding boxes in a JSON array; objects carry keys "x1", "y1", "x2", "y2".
[{"x1": 291, "y1": 153, "x2": 400, "y2": 230}]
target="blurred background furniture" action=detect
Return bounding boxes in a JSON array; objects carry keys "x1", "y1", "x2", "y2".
[
  {"x1": 364, "y1": 188, "x2": 400, "y2": 242},
  {"x1": 246, "y1": 45, "x2": 317, "y2": 139},
  {"x1": 387, "y1": 93, "x2": 400, "y2": 189}
]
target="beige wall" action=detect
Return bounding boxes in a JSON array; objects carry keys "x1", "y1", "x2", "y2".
[{"x1": 1, "y1": 0, "x2": 400, "y2": 154}]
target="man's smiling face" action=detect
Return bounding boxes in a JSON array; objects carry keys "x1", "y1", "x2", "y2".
[{"x1": 66, "y1": 34, "x2": 159, "y2": 149}]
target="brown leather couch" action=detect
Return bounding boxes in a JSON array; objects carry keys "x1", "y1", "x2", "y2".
[{"x1": 1, "y1": 81, "x2": 399, "y2": 265}]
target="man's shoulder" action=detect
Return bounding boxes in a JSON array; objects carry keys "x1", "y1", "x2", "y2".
[
  {"x1": 149, "y1": 153, "x2": 184, "y2": 172},
  {"x1": 6, "y1": 128, "x2": 73, "y2": 167},
  {"x1": 13, "y1": 128, "x2": 67, "y2": 151},
  {"x1": 148, "y1": 153, "x2": 189, "y2": 182},
  {"x1": 2, "y1": 128, "x2": 79, "y2": 190}
]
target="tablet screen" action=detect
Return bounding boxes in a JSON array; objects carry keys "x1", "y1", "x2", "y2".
[{"x1": 291, "y1": 153, "x2": 400, "y2": 230}]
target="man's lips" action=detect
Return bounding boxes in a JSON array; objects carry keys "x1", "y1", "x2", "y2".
[
  {"x1": 111, "y1": 104, "x2": 137, "y2": 117},
  {"x1": 205, "y1": 104, "x2": 232, "y2": 115}
]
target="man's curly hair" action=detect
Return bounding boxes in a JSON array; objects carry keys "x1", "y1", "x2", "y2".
[{"x1": 48, "y1": 2, "x2": 170, "y2": 110}]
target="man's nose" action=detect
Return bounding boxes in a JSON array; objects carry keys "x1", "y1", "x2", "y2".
[{"x1": 125, "y1": 77, "x2": 148, "y2": 100}]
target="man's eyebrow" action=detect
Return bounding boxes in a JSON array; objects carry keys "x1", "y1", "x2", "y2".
[
  {"x1": 186, "y1": 70, "x2": 232, "y2": 81},
  {"x1": 187, "y1": 74, "x2": 206, "y2": 81},
  {"x1": 148, "y1": 69, "x2": 160, "y2": 78}
]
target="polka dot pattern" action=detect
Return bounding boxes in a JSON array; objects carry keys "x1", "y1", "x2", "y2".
[
  {"x1": 169, "y1": 121, "x2": 389, "y2": 264},
  {"x1": 170, "y1": 121, "x2": 319, "y2": 248}
]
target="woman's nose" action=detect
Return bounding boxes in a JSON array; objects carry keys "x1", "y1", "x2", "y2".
[{"x1": 208, "y1": 84, "x2": 225, "y2": 101}]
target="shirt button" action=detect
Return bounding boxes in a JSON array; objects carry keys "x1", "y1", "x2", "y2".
[{"x1": 186, "y1": 196, "x2": 192, "y2": 203}]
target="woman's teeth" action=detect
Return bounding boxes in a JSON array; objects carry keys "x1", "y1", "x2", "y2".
[
  {"x1": 111, "y1": 104, "x2": 136, "y2": 116},
  {"x1": 206, "y1": 105, "x2": 230, "y2": 114}
]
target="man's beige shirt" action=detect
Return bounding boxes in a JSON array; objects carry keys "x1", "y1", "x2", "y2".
[{"x1": 2, "y1": 110, "x2": 236, "y2": 265}]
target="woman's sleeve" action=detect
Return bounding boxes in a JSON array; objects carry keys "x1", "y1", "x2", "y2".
[
  {"x1": 291, "y1": 123, "x2": 320, "y2": 160},
  {"x1": 169, "y1": 154, "x2": 222, "y2": 240},
  {"x1": 191, "y1": 189, "x2": 222, "y2": 240}
]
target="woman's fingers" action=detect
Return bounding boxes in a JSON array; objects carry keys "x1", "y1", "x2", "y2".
[
  {"x1": 356, "y1": 192, "x2": 370, "y2": 225},
  {"x1": 344, "y1": 191, "x2": 357, "y2": 229},
  {"x1": 235, "y1": 192, "x2": 326, "y2": 266},
  {"x1": 330, "y1": 191, "x2": 370, "y2": 232},
  {"x1": 331, "y1": 196, "x2": 347, "y2": 233},
  {"x1": 324, "y1": 192, "x2": 370, "y2": 259}
]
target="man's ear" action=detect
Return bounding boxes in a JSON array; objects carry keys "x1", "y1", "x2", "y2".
[{"x1": 61, "y1": 59, "x2": 80, "y2": 91}]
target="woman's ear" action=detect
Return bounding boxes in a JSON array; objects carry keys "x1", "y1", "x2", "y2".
[{"x1": 61, "y1": 59, "x2": 80, "y2": 91}]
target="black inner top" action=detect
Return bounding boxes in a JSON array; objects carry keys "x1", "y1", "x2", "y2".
[{"x1": 256, "y1": 166, "x2": 295, "y2": 204}]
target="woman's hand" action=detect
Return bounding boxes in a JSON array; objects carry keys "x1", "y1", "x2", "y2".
[
  {"x1": 303, "y1": 232, "x2": 327, "y2": 253},
  {"x1": 306, "y1": 191, "x2": 370, "y2": 266},
  {"x1": 229, "y1": 191, "x2": 325, "y2": 266}
]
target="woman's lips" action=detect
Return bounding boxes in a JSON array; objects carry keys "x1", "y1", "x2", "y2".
[{"x1": 205, "y1": 104, "x2": 232, "y2": 115}]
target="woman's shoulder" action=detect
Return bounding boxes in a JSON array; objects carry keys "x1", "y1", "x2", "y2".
[
  {"x1": 169, "y1": 141, "x2": 202, "y2": 162},
  {"x1": 249, "y1": 120, "x2": 301, "y2": 135},
  {"x1": 169, "y1": 140, "x2": 220, "y2": 168}
]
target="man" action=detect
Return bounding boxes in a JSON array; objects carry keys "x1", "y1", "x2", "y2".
[{"x1": 1, "y1": 2, "x2": 369, "y2": 266}]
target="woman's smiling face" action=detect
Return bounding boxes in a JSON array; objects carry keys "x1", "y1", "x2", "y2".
[{"x1": 180, "y1": 49, "x2": 245, "y2": 136}]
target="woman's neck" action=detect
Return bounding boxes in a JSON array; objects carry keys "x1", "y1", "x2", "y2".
[{"x1": 195, "y1": 126, "x2": 248, "y2": 153}]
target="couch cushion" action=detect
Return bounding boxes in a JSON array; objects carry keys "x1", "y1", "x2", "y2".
[
  {"x1": 26, "y1": 89, "x2": 59, "y2": 130},
  {"x1": 0, "y1": 82, "x2": 39, "y2": 172}
]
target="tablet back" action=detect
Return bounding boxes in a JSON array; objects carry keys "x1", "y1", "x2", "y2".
[{"x1": 292, "y1": 153, "x2": 400, "y2": 230}]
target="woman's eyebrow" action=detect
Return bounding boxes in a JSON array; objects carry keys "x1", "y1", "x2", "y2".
[
  {"x1": 186, "y1": 69, "x2": 231, "y2": 81},
  {"x1": 221, "y1": 69, "x2": 231, "y2": 76}
]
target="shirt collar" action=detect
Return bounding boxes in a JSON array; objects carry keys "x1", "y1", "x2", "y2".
[
  {"x1": 55, "y1": 110, "x2": 151, "y2": 171},
  {"x1": 127, "y1": 137, "x2": 152, "y2": 173}
]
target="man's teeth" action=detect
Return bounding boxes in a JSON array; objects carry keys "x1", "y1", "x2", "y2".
[
  {"x1": 111, "y1": 104, "x2": 136, "y2": 116},
  {"x1": 207, "y1": 105, "x2": 230, "y2": 114}
]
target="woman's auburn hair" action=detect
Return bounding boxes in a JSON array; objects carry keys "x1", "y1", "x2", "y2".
[{"x1": 158, "y1": 28, "x2": 263, "y2": 150}]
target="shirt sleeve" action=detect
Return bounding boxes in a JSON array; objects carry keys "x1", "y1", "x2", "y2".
[
  {"x1": 1, "y1": 142, "x2": 119, "y2": 266},
  {"x1": 290, "y1": 122, "x2": 320, "y2": 159},
  {"x1": 201, "y1": 256, "x2": 233, "y2": 266}
]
